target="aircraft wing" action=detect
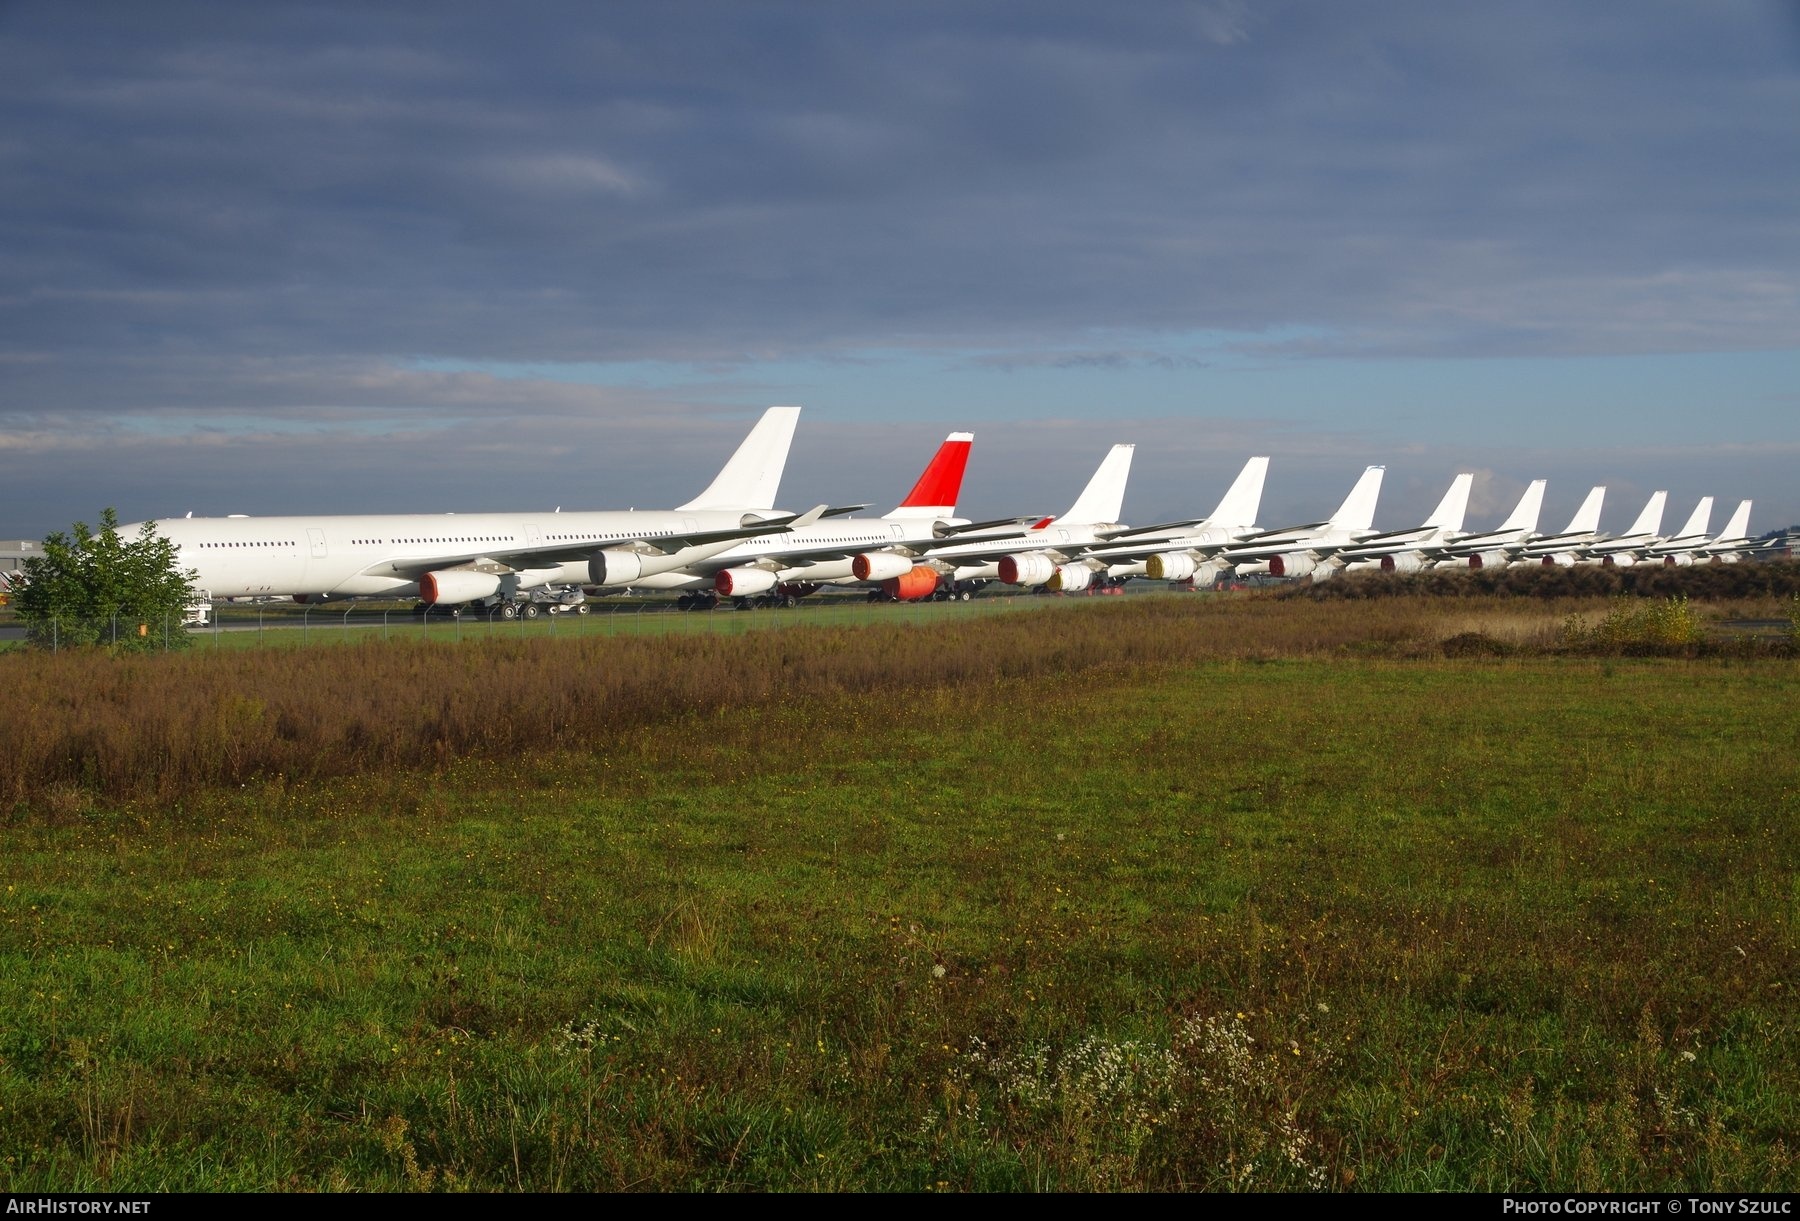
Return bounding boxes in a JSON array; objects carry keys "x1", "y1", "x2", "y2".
[{"x1": 378, "y1": 512, "x2": 814, "y2": 580}]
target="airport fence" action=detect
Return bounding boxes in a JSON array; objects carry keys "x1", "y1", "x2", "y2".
[{"x1": 3, "y1": 589, "x2": 1139, "y2": 654}]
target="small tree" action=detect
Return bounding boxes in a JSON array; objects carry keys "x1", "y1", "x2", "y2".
[{"x1": 13, "y1": 508, "x2": 198, "y2": 651}]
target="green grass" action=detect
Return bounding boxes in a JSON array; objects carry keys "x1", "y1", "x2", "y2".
[{"x1": 3, "y1": 654, "x2": 1796, "y2": 1190}]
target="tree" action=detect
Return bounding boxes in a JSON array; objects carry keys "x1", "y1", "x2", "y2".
[{"x1": 13, "y1": 508, "x2": 199, "y2": 651}]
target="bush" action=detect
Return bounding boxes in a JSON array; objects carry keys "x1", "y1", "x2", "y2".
[
  {"x1": 12, "y1": 508, "x2": 197, "y2": 652},
  {"x1": 1562, "y1": 595, "x2": 1704, "y2": 653}
]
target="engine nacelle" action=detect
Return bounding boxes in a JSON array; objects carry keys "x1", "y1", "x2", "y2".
[
  {"x1": 419, "y1": 569, "x2": 504, "y2": 605},
  {"x1": 1466, "y1": 551, "x2": 1511, "y2": 570},
  {"x1": 1603, "y1": 554, "x2": 1638, "y2": 568},
  {"x1": 1268, "y1": 552, "x2": 1316, "y2": 579},
  {"x1": 1048, "y1": 565, "x2": 1093, "y2": 593},
  {"x1": 852, "y1": 552, "x2": 915, "y2": 582},
  {"x1": 1380, "y1": 552, "x2": 1427, "y2": 574},
  {"x1": 1147, "y1": 552, "x2": 1196, "y2": 582},
  {"x1": 1534, "y1": 552, "x2": 1577, "y2": 568},
  {"x1": 998, "y1": 552, "x2": 1058, "y2": 586},
  {"x1": 588, "y1": 549, "x2": 644, "y2": 586},
  {"x1": 1662, "y1": 553, "x2": 1693, "y2": 567},
  {"x1": 715, "y1": 567, "x2": 778, "y2": 597},
  {"x1": 881, "y1": 565, "x2": 942, "y2": 601}
]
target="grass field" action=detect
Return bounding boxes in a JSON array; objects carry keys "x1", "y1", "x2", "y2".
[{"x1": 1, "y1": 595, "x2": 1797, "y2": 1191}]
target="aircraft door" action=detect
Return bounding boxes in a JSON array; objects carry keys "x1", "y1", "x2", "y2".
[{"x1": 308, "y1": 528, "x2": 327, "y2": 558}]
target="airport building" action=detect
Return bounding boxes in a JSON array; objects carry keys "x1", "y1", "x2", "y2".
[{"x1": 0, "y1": 539, "x2": 40, "y2": 577}]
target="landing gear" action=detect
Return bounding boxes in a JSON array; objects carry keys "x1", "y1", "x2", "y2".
[
  {"x1": 522, "y1": 603, "x2": 540, "y2": 620},
  {"x1": 500, "y1": 603, "x2": 518, "y2": 620}
]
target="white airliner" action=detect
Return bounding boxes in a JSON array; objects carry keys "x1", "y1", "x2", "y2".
[
  {"x1": 1076, "y1": 456, "x2": 1269, "y2": 588},
  {"x1": 1690, "y1": 500, "x2": 1756, "y2": 562},
  {"x1": 1218, "y1": 465, "x2": 1386, "y2": 580},
  {"x1": 1429, "y1": 479, "x2": 1548, "y2": 570},
  {"x1": 1511, "y1": 486, "x2": 1608, "y2": 567},
  {"x1": 1636, "y1": 497, "x2": 1713, "y2": 566},
  {"x1": 1580, "y1": 490, "x2": 1669, "y2": 566},
  {"x1": 918, "y1": 444, "x2": 1137, "y2": 593},
  {"x1": 621, "y1": 432, "x2": 981, "y2": 606},
  {"x1": 1332, "y1": 472, "x2": 1475, "y2": 575},
  {"x1": 135, "y1": 406, "x2": 809, "y2": 606}
]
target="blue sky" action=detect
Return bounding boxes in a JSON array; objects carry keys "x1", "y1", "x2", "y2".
[{"x1": 2, "y1": 1, "x2": 1796, "y2": 537}]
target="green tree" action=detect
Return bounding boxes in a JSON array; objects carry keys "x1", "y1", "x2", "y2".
[{"x1": 13, "y1": 508, "x2": 199, "y2": 651}]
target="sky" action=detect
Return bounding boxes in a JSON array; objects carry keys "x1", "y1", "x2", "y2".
[{"x1": 3, "y1": 1, "x2": 1797, "y2": 539}]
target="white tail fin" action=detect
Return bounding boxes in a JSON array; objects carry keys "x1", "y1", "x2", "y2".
[
  {"x1": 1715, "y1": 499, "x2": 1752, "y2": 543},
  {"x1": 1061, "y1": 444, "x2": 1135, "y2": 524},
  {"x1": 1423, "y1": 473, "x2": 1474, "y2": 531},
  {"x1": 1672, "y1": 496, "x2": 1713, "y2": 539},
  {"x1": 677, "y1": 406, "x2": 802, "y2": 511},
  {"x1": 886, "y1": 432, "x2": 974, "y2": 519},
  {"x1": 1209, "y1": 456, "x2": 1269, "y2": 532},
  {"x1": 1624, "y1": 490, "x2": 1667, "y2": 537},
  {"x1": 1566, "y1": 486, "x2": 1606, "y2": 534},
  {"x1": 1497, "y1": 480, "x2": 1547, "y2": 533},
  {"x1": 1328, "y1": 466, "x2": 1385, "y2": 532}
]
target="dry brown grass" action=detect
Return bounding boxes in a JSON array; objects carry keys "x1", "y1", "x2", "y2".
[{"x1": 0, "y1": 591, "x2": 1779, "y2": 810}]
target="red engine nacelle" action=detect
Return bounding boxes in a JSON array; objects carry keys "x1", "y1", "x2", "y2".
[
  {"x1": 1466, "y1": 551, "x2": 1509, "y2": 570},
  {"x1": 1381, "y1": 552, "x2": 1427, "y2": 574},
  {"x1": 420, "y1": 569, "x2": 504, "y2": 605},
  {"x1": 998, "y1": 552, "x2": 1058, "y2": 586},
  {"x1": 1268, "y1": 552, "x2": 1316, "y2": 579},
  {"x1": 881, "y1": 565, "x2": 942, "y2": 601},
  {"x1": 715, "y1": 567, "x2": 778, "y2": 597},
  {"x1": 852, "y1": 552, "x2": 914, "y2": 582}
]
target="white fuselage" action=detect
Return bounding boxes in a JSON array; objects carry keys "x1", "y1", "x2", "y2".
[
  {"x1": 628, "y1": 514, "x2": 963, "y2": 591},
  {"x1": 140, "y1": 509, "x2": 768, "y2": 600}
]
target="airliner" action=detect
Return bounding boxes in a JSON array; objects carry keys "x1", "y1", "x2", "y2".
[
  {"x1": 1691, "y1": 501, "x2": 1756, "y2": 562},
  {"x1": 1428, "y1": 479, "x2": 1547, "y2": 569},
  {"x1": 134, "y1": 406, "x2": 809, "y2": 606},
  {"x1": 1332, "y1": 472, "x2": 1475, "y2": 575},
  {"x1": 1218, "y1": 465, "x2": 1386, "y2": 581},
  {"x1": 1510, "y1": 486, "x2": 1608, "y2": 567},
  {"x1": 917, "y1": 444, "x2": 1137, "y2": 592},
  {"x1": 1078, "y1": 456, "x2": 1269, "y2": 588},
  {"x1": 1576, "y1": 491, "x2": 1668, "y2": 566},
  {"x1": 621, "y1": 432, "x2": 983, "y2": 606}
]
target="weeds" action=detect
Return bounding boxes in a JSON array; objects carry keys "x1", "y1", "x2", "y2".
[{"x1": 1562, "y1": 596, "x2": 1705, "y2": 653}]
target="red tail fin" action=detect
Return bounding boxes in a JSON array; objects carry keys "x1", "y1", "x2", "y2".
[{"x1": 889, "y1": 432, "x2": 973, "y2": 516}]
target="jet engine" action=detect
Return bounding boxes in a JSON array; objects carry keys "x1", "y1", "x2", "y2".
[
  {"x1": 1147, "y1": 552, "x2": 1196, "y2": 582},
  {"x1": 420, "y1": 569, "x2": 503, "y2": 605},
  {"x1": 1602, "y1": 554, "x2": 1638, "y2": 568},
  {"x1": 1466, "y1": 551, "x2": 1510, "y2": 570},
  {"x1": 588, "y1": 549, "x2": 644, "y2": 586},
  {"x1": 714, "y1": 567, "x2": 778, "y2": 597},
  {"x1": 1380, "y1": 552, "x2": 1427, "y2": 574},
  {"x1": 998, "y1": 552, "x2": 1058, "y2": 586},
  {"x1": 1663, "y1": 553, "x2": 1693, "y2": 567},
  {"x1": 1268, "y1": 552, "x2": 1316, "y2": 579},
  {"x1": 852, "y1": 552, "x2": 914, "y2": 582},
  {"x1": 881, "y1": 566, "x2": 942, "y2": 601},
  {"x1": 1537, "y1": 552, "x2": 1577, "y2": 568},
  {"x1": 1048, "y1": 565, "x2": 1093, "y2": 593}
]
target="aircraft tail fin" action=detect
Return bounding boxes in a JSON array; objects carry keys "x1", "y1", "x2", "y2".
[
  {"x1": 1061, "y1": 444, "x2": 1135, "y2": 524},
  {"x1": 1328, "y1": 465, "x2": 1385, "y2": 532},
  {"x1": 1625, "y1": 490, "x2": 1667, "y2": 537},
  {"x1": 1498, "y1": 479, "x2": 1547, "y2": 533},
  {"x1": 1673, "y1": 496, "x2": 1713, "y2": 539},
  {"x1": 1209, "y1": 456, "x2": 1269, "y2": 533},
  {"x1": 1715, "y1": 499, "x2": 1753, "y2": 543},
  {"x1": 886, "y1": 432, "x2": 974, "y2": 519},
  {"x1": 1566, "y1": 486, "x2": 1606, "y2": 535},
  {"x1": 677, "y1": 405, "x2": 802, "y2": 512},
  {"x1": 1423, "y1": 473, "x2": 1474, "y2": 531}
]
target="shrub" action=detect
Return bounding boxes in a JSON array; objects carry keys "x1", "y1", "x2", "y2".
[{"x1": 1562, "y1": 595, "x2": 1704, "y2": 653}]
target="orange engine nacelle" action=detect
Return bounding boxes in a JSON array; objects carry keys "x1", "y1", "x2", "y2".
[{"x1": 880, "y1": 565, "x2": 941, "y2": 601}]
